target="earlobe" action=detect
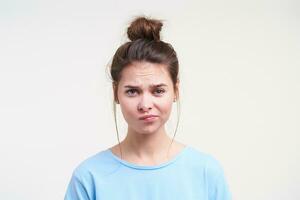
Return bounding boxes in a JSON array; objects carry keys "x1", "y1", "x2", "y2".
[
  {"x1": 114, "y1": 95, "x2": 119, "y2": 104},
  {"x1": 113, "y1": 82, "x2": 119, "y2": 104},
  {"x1": 173, "y1": 92, "x2": 178, "y2": 102},
  {"x1": 174, "y1": 81, "x2": 179, "y2": 102}
]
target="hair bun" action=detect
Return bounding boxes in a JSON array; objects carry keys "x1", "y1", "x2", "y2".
[{"x1": 127, "y1": 16, "x2": 163, "y2": 41}]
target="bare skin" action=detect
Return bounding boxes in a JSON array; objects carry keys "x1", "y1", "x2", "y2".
[
  {"x1": 110, "y1": 140, "x2": 187, "y2": 166},
  {"x1": 109, "y1": 62, "x2": 186, "y2": 166}
]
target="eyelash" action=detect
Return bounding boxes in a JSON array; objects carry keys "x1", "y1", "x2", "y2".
[
  {"x1": 125, "y1": 89, "x2": 165, "y2": 96},
  {"x1": 154, "y1": 89, "x2": 165, "y2": 95},
  {"x1": 125, "y1": 89, "x2": 138, "y2": 96}
]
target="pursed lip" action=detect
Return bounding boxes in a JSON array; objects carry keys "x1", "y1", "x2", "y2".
[{"x1": 139, "y1": 115, "x2": 158, "y2": 120}]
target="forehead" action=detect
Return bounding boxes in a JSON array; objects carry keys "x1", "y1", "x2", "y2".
[{"x1": 119, "y1": 62, "x2": 172, "y2": 86}]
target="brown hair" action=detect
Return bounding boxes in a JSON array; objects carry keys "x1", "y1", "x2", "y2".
[{"x1": 109, "y1": 16, "x2": 181, "y2": 159}]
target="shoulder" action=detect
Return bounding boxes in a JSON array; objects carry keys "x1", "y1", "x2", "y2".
[
  {"x1": 185, "y1": 146, "x2": 225, "y2": 179},
  {"x1": 65, "y1": 149, "x2": 119, "y2": 200},
  {"x1": 186, "y1": 146, "x2": 231, "y2": 199},
  {"x1": 71, "y1": 148, "x2": 120, "y2": 181}
]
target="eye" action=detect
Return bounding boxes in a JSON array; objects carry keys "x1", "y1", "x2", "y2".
[
  {"x1": 153, "y1": 88, "x2": 165, "y2": 96},
  {"x1": 125, "y1": 89, "x2": 139, "y2": 96}
]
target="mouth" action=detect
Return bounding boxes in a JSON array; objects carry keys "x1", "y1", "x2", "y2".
[{"x1": 139, "y1": 115, "x2": 158, "y2": 122}]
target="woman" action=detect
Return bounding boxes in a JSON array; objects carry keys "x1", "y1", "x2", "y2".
[{"x1": 64, "y1": 16, "x2": 231, "y2": 200}]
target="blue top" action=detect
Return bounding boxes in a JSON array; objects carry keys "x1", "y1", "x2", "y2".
[{"x1": 64, "y1": 146, "x2": 231, "y2": 200}]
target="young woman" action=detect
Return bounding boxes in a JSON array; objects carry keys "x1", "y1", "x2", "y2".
[{"x1": 64, "y1": 16, "x2": 231, "y2": 200}]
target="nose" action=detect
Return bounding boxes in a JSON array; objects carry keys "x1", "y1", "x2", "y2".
[{"x1": 137, "y1": 94, "x2": 153, "y2": 112}]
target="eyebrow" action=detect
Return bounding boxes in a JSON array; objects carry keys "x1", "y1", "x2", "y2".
[{"x1": 124, "y1": 84, "x2": 168, "y2": 88}]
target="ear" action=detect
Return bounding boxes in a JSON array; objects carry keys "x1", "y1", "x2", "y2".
[
  {"x1": 174, "y1": 79, "x2": 180, "y2": 102},
  {"x1": 113, "y1": 83, "x2": 119, "y2": 104}
]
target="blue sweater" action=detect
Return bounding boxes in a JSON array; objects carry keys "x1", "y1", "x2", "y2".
[{"x1": 64, "y1": 146, "x2": 231, "y2": 200}]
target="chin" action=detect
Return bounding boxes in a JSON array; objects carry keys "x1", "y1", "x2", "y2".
[
  {"x1": 135, "y1": 125, "x2": 163, "y2": 135},
  {"x1": 135, "y1": 128, "x2": 156, "y2": 135}
]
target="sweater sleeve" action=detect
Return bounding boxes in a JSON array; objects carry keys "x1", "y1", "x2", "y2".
[{"x1": 206, "y1": 156, "x2": 232, "y2": 200}]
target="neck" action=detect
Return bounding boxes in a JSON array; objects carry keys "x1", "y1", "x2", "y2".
[{"x1": 121, "y1": 126, "x2": 173, "y2": 159}]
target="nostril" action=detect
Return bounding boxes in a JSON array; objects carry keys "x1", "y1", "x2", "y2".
[{"x1": 138, "y1": 104, "x2": 152, "y2": 111}]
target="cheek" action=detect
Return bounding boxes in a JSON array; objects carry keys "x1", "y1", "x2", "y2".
[
  {"x1": 119, "y1": 99, "x2": 137, "y2": 120},
  {"x1": 158, "y1": 98, "x2": 174, "y2": 115}
]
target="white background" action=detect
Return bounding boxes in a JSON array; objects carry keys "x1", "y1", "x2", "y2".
[{"x1": 0, "y1": 0, "x2": 299, "y2": 199}]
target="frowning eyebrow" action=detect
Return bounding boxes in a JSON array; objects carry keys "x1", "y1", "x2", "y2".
[{"x1": 124, "y1": 84, "x2": 168, "y2": 88}]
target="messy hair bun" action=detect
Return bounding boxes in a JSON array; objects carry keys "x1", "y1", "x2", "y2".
[
  {"x1": 127, "y1": 17, "x2": 163, "y2": 41},
  {"x1": 111, "y1": 16, "x2": 178, "y2": 89}
]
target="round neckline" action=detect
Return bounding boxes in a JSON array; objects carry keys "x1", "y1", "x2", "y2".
[{"x1": 106, "y1": 146, "x2": 190, "y2": 170}]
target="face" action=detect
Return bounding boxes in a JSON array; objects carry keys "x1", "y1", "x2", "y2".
[{"x1": 115, "y1": 62, "x2": 178, "y2": 135}]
